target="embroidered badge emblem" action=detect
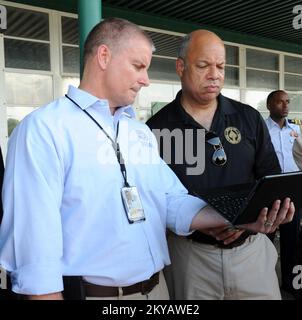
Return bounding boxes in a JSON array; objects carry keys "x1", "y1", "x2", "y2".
[{"x1": 224, "y1": 127, "x2": 242, "y2": 144}]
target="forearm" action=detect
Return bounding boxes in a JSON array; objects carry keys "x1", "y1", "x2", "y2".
[
  {"x1": 28, "y1": 292, "x2": 64, "y2": 300},
  {"x1": 190, "y1": 205, "x2": 228, "y2": 231}
]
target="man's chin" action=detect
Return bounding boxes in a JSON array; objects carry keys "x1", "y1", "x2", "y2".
[
  {"x1": 203, "y1": 91, "x2": 220, "y2": 101},
  {"x1": 122, "y1": 98, "x2": 135, "y2": 107}
]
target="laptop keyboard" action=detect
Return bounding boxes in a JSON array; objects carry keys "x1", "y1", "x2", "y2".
[{"x1": 206, "y1": 194, "x2": 249, "y2": 222}]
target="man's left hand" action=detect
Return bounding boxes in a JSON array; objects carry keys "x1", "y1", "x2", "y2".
[{"x1": 238, "y1": 198, "x2": 295, "y2": 234}]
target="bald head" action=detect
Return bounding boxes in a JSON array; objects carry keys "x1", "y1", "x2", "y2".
[{"x1": 178, "y1": 30, "x2": 225, "y2": 61}]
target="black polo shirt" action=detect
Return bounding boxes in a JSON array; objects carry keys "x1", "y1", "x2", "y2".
[{"x1": 147, "y1": 90, "x2": 281, "y2": 245}]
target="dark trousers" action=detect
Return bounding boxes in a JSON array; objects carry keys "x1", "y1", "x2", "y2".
[
  {"x1": 0, "y1": 277, "x2": 18, "y2": 300},
  {"x1": 268, "y1": 209, "x2": 302, "y2": 291}
]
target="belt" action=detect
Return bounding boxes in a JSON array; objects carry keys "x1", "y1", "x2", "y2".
[{"x1": 84, "y1": 272, "x2": 159, "y2": 298}]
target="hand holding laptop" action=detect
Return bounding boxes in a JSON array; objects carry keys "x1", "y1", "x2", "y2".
[
  {"x1": 238, "y1": 197, "x2": 295, "y2": 234},
  {"x1": 191, "y1": 198, "x2": 295, "y2": 245}
]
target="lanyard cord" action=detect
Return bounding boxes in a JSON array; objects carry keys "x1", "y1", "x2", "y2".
[{"x1": 65, "y1": 94, "x2": 130, "y2": 188}]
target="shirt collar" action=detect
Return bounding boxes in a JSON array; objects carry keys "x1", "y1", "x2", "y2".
[
  {"x1": 66, "y1": 85, "x2": 135, "y2": 118},
  {"x1": 168, "y1": 90, "x2": 238, "y2": 123},
  {"x1": 217, "y1": 94, "x2": 238, "y2": 115},
  {"x1": 267, "y1": 116, "x2": 292, "y2": 129}
]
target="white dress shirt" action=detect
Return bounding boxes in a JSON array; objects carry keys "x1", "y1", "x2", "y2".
[{"x1": 0, "y1": 86, "x2": 206, "y2": 295}]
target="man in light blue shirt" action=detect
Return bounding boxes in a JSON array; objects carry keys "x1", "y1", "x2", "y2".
[
  {"x1": 0, "y1": 19, "x2": 294, "y2": 300},
  {"x1": 266, "y1": 92, "x2": 301, "y2": 173},
  {"x1": 266, "y1": 90, "x2": 302, "y2": 297}
]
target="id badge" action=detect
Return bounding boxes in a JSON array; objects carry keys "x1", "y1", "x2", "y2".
[{"x1": 121, "y1": 186, "x2": 145, "y2": 223}]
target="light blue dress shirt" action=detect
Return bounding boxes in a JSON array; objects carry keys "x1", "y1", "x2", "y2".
[
  {"x1": 0, "y1": 86, "x2": 206, "y2": 295},
  {"x1": 266, "y1": 117, "x2": 301, "y2": 173}
]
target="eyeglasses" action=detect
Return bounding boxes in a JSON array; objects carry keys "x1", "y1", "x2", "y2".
[{"x1": 206, "y1": 131, "x2": 227, "y2": 166}]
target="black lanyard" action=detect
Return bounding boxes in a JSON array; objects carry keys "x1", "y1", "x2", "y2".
[{"x1": 65, "y1": 94, "x2": 130, "y2": 188}]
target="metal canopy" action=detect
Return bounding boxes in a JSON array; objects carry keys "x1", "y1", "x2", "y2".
[
  {"x1": 7, "y1": 0, "x2": 302, "y2": 55},
  {"x1": 104, "y1": 0, "x2": 301, "y2": 44}
]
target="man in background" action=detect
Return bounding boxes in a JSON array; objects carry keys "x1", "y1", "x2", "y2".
[{"x1": 266, "y1": 90, "x2": 302, "y2": 299}]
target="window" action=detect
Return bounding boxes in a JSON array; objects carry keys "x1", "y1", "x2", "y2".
[
  {"x1": 244, "y1": 90, "x2": 271, "y2": 115},
  {"x1": 247, "y1": 70, "x2": 279, "y2": 89},
  {"x1": 246, "y1": 49, "x2": 279, "y2": 90},
  {"x1": 148, "y1": 57, "x2": 178, "y2": 82},
  {"x1": 136, "y1": 83, "x2": 181, "y2": 122},
  {"x1": 62, "y1": 77, "x2": 80, "y2": 96},
  {"x1": 285, "y1": 74, "x2": 302, "y2": 92},
  {"x1": 225, "y1": 45, "x2": 239, "y2": 87},
  {"x1": 221, "y1": 88, "x2": 240, "y2": 101},
  {"x1": 226, "y1": 45, "x2": 239, "y2": 66},
  {"x1": 61, "y1": 16, "x2": 79, "y2": 74},
  {"x1": 5, "y1": 39, "x2": 50, "y2": 70},
  {"x1": 2, "y1": 5, "x2": 52, "y2": 136},
  {"x1": 225, "y1": 66, "x2": 239, "y2": 86},
  {"x1": 4, "y1": 6, "x2": 50, "y2": 70},
  {"x1": 247, "y1": 49, "x2": 279, "y2": 71},
  {"x1": 288, "y1": 93, "x2": 302, "y2": 118},
  {"x1": 5, "y1": 73, "x2": 52, "y2": 106},
  {"x1": 285, "y1": 56, "x2": 302, "y2": 74},
  {"x1": 285, "y1": 56, "x2": 302, "y2": 92},
  {"x1": 5, "y1": 72, "x2": 53, "y2": 135}
]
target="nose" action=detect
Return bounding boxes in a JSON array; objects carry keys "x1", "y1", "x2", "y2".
[
  {"x1": 207, "y1": 66, "x2": 220, "y2": 80},
  {"x1": 282, "y1": 100, "x2": 289, "y2": 108},
  {"x1": 138, "y1": 70, "x2": 150, "y2": 87}
]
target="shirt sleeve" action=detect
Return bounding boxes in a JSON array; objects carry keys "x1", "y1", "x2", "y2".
[
  {"x1": 254, "y1": 115, "x2": 281, "y2": 178},
  {"x1": 0, "y1": 113, "x2": 64, "y2": 295}
]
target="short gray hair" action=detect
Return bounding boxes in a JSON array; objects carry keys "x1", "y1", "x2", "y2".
[
  {"x1": 83, "y1": 17, "x2": 155, "y2": 66},
  {"x1": 177, "y1": 33, "x2": 192, "y2": 59}
]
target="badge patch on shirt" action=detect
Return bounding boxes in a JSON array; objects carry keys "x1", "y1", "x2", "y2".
[{"x1": 224, "y1": 127, "x2": 242, "y2": 144}]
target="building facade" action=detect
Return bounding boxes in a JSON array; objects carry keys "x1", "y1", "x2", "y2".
[{"x1": 0, "y1": 0, "x2": 302, "y2": 155}]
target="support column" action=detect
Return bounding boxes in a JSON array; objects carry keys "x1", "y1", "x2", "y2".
[{"x1": 78, "y1": 0, "x2": 102, "y2": 77}]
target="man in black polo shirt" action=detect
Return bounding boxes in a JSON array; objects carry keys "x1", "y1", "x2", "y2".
[{"x1": 147, "y1": 30, "x2": 288, "y2": 299}]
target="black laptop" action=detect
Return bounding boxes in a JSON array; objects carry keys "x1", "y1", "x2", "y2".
[{"x1": 197, "y1": 171, "x2": 302, "y2": 225}]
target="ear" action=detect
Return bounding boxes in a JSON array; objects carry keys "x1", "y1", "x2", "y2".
[
  {"x1": 176, "y1": 58, "x2": 185, "y2": 78},
  {"x1": 96, "y1": 45, "x2": 111, "y2": 70}
]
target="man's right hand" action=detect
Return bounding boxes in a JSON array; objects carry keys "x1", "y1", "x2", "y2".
[{"x1": 202, "y1": 226, "x2": 245, "y2": 245}]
